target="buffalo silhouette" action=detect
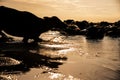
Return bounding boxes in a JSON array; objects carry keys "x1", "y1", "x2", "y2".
[
  {"x1": 86, "y1": 26, "x2": 105, "y2": 39},
  {"x1": 0, "y1": 6, "x2": 67, "y2": 43}
]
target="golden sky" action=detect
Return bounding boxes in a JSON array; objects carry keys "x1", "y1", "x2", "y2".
[{"x1": 1, "y1": 0, "x2": 120, "y2": 22}]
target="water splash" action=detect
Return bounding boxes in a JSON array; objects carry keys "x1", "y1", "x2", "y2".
[{"x1": 49, "y1": 72, "x2": 80, "y2": 80}]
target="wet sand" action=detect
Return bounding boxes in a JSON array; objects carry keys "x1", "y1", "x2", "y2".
[{"x1": 0, "y1": 31, "x2": 120, "y2": 80}]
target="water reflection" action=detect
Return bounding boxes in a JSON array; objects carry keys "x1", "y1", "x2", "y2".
[
  {"x1": 60, "y1": 35, "x2": 120, "y2": 80},
  {"x1": 85, "y1": 37, "x2": 120, "y2": 59},
  {"x1": 0, "y1": 31, "x2": 120, "y2": 80},
  {"x1": 0, "y1": 42, "x2": 67, "y2": 75},
  {"x1": 81, "y1": 37, "x2": 120, "y2": 80}
]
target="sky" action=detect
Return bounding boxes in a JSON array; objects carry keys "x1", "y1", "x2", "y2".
[{"x1": 0, "y1": 0, "x2": 120, "y2": 22}]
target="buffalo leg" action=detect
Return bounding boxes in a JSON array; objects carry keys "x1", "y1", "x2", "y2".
[
  {"x1": 0, "y1": 31, "x2": 8, "y2": 38},
  {"x1": 0, "y1": 31, "x2": 9, "y2": 42}
]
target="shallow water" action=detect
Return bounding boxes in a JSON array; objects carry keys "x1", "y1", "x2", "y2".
[{"x1": 0, "y1": 31, "x2": 120, "y2": 80}]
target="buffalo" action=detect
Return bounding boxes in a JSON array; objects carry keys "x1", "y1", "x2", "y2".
[
  {"x1": 86, "y1": 26, "x2": 105, "y2": 39},
  {"x1": 0, "y1": 6, "x2": 67, "y2": 43}
]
